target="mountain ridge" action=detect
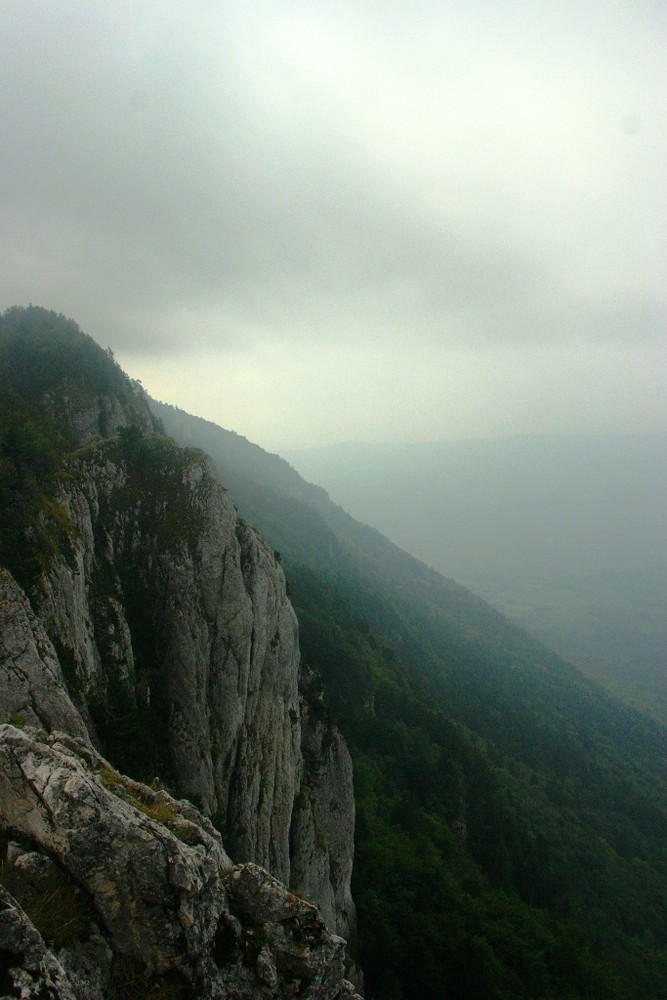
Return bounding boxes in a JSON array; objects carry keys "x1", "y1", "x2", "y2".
[
  {"x1": 0, "y1": 306, "x2": 361, "y2": 999},
  {"x1": 2, "y1": 307, "x2": 667, "y2": 998},
  {"x1": 283, "y1": 432, "x2": 667, "y2": 720}
]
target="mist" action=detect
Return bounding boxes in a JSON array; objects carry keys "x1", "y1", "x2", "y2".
[{"x1": 287, "y1": 432, "x2": 667, "y2": 718}]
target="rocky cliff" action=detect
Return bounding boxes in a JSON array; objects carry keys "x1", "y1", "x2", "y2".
[
  {"x1": 0, "y1": 725, "x2": 359, "y2": 999},
  {"x1": 0, "y1": 308, "x2": 359, "y2": 997}
]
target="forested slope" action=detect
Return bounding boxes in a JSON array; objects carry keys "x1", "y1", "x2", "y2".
[{"x1": 154, "y1": 399, "x2": 667, "y2": 1000}]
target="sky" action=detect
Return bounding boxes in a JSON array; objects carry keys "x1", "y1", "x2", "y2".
[{"x1": 1, "y1": 1, "x2": 665, "y2": 451}]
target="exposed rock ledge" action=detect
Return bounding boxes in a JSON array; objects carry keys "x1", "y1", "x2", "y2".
[{"x1": 0, "y1": 724, "x2": 361, "y2": 1000}]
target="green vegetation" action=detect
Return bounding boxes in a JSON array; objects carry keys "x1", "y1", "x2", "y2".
[
  {"x1": 289, "y1": 569, "x2": 667, "y2": 999},
  {"x1": 88, "y1": 672, "x2": 174, "y2": 787},
  {"x1": 0, "y1": 308, "x2": 200, "y2": 792},
  {"x1": 0, "y1": 384, "x2": 74, "y2": 592},
  {"x1": 85, "y1": 434, "x2": 214, "y2": 787},
  {"x1": 157, "y1": 400, "x2": 667, "y2": 1000},
  {"x1": 0, "y1": 305, "x2": 154, "y2": 426},
  {"x1": 472, "y1": 564, "x2": 667, "y2": 725},
  {"x1": 0, "y1": 305, "x2": 159, "y2": 595},
  {"x1": 96, "y1": 764, "x2": 204, "y2": 846},
  {"x1": 285, "y1": 435, "x2": 667, "y2": 724}
]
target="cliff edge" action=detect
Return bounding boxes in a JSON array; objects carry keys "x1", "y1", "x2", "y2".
[{"x1": 0, "y1": 306, "x2": 359, "y2": 996}]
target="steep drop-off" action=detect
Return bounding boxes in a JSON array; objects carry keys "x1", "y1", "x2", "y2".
[
  {"x1": 6, "y1": 307, "x2": 667, "y2": 999},
  {"x1": 0, "y1": 307, "x2": 359, "y2": 998}
]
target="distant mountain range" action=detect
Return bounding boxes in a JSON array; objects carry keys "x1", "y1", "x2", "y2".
[{"x1": 284, "y1": 435, "x2": 667, "y2": 720}]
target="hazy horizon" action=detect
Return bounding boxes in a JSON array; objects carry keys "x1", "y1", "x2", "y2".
[
  {"x1": 2, "y1": 2, "x2": 666, "y2": 451},
  {"x1": 285, "y1": 426, "x2": 667, "y2": 451}
]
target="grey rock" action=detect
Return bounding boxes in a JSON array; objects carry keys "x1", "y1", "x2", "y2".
[
  {"x1": 0, "y1": 725, "x2": 361, "y2": 999},
  {"x1": 41, "y1": 379, "x2": 155, "y2": 449},
  {"x1": 0, "y1": 884, "x2": 78, "y2": 1000},
  {"x1": 219, "y1": 863, "x2": 362, "y2": 1000},
  {"x1": 0, "y1": 725, "x2": 229, "y2": 972},
  {"x1": 0, "y1": 331, "x2": 361, "y2": 994},
  {"x1": 0, "y1": 569, "x2": 88, "y2": 739},
  {"x1": 290, "y1": 667, "x2": 357, "y2": 943},
  {"x1": 13, "y1": 849, "x2": 60, "y2": 885},
  {"x1": 30, "y1": 436, "x2": 354, "y2": 926}
]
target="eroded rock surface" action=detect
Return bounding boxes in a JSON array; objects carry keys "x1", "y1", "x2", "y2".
[
  {"x1": 0, "y1": 725, "x2": 361, "y2": 1000},
  {"x1": 290, "y1": 667, "x2": 357, "y2": 943},
  {"x1": 16, "y1": 428, "x2": 356, "y2": 939},
  {"x1": 36, "y1": 441, "x2": 303, "y2": 883},
  {"x1": 0, "y1": 569, "x2": 87, "y2": 739}
]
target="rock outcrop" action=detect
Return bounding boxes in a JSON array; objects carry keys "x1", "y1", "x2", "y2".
[
  {"x1": 0, "y1": 724, "x2": 361, "y2": 1000},
  {"x1": 0, "y1": 311, "x2": 359, "y2": 994},
  {"x1": 32, "y1": 435, "x2": 354, "y2": 922},
  {"x1": 290, "y1": 668, "x2": 357, "y2": 945},
  {"x1": 37, "y1": 439, "x2": 302, "y2": 864}
]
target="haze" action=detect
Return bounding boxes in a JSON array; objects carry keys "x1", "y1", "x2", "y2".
[
  {"x1": 284, "y1": 433, "x2": 667, "y2": 719},
  {"x1": 1, "y1": 1, "x2": 665, "y2": 450}
]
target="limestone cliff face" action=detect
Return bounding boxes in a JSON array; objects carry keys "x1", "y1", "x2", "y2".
[
  {"x1": 0, "y1": 349, "x2": 356, "y2": 948},
  {"x1": 35, "y1": 437, "x2": 305, "y2": 883},
  {"x1": 0, "y1": 310, "x2": 360, "y2": 995},
  {"x1": 26, "y1": 429, "x2": 355, "y2": 938},
  {"x1": 290, "y1": 668, "x2": 357, "y2": 945},
  {"x1": 0, "y1": 569, "x2": 88, "y2": 740}
]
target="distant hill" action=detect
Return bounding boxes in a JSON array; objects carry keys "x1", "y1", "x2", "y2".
[{"x1": 284, "y1": 435, "x2": 667, "y2": 721}]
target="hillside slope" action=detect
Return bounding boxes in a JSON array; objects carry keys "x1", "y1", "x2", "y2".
[{"x1": 154, "y1": 398, "x2": 667, "y2": 1000}]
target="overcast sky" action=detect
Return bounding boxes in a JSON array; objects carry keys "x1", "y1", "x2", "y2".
[{"x1": 1, "y1": 1, "x2": 665, "y2": 450}]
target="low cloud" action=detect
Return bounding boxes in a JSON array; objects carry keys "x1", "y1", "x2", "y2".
[{"x1": 1, "y1": 1, "x2": 665, "y2": 446}]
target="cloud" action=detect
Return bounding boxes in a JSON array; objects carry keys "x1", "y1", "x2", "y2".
[{"x1": 1, "y1": 1, "x2": 665, "y2": 444}]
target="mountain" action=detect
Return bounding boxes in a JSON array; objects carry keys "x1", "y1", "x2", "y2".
[
  {"x1": 153, "y1": 401, "x2": 667, "y2": 999},
  {"x1": 283, "y1": 436, "x2": 667, "y2": 720},
  {"x1": 0, "y1": 307, "x2": 360, "y2": 999},
  {"x1": 2, "y1": 307, "x2": 667, "y2": 999}
]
